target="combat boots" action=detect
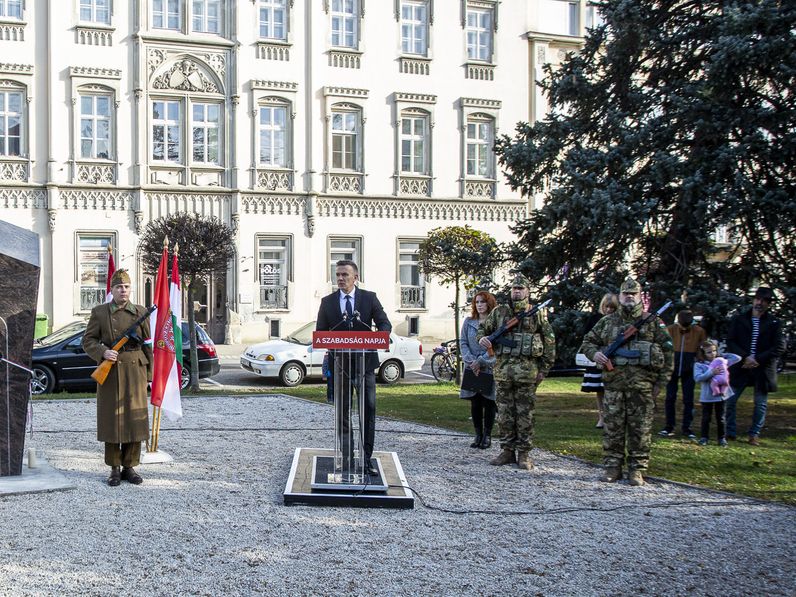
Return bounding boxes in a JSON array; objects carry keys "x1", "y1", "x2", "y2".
[
  {"x1": 489, "y1": 448, "x2": 516, "y2": 466},
  {"x1": 600, "y1": 467, "x2": 622, "y2": 483},
  {"x1": 516, "y1": 451, "x2": 533, "y2": 470},
  {"x1": 627, "y1": 470, "x2": 645, "y2": 486}
]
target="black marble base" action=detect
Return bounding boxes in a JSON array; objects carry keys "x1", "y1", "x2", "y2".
[{"x1": 0, "y1": 220, "x2": 40, "y2": 476}]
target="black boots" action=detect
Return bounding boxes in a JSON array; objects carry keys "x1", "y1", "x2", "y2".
[
  {"x1": 470, "y1": 433, "x2": 483, "y2": 448},
  {"x1": 479, "y1": 434, "x2": 492, "y2": 449},
  {"x1": 107, "y1": 466, "x2": 121, "y2": 486}
]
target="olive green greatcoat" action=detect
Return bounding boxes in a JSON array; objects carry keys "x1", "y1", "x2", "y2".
[{"x1": 82, "y1": 302, "x2": 152, "y2": 444}]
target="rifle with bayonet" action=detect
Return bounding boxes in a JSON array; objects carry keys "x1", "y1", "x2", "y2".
[
  {"x1": 485, "y1": 298, "x2": 552, "y2": 357},
  {"x1": 91, "y1": 304, "x2": 157, "y2": 385},
  {"x1": 602, "y1": 300, "x2": 672, "y2": 371}
]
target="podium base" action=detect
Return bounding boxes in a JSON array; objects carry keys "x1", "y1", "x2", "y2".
[
  {"x1": 284, "y1": 447, "x2": 414, "y2": 509},
  {"x1": 140, "y1": 449, "x2": 173, "y2": 464},
  {"x1": 310, "y1": 455, "x2": 388, "y2": 492}
]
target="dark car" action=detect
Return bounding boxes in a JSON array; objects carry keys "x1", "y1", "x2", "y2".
[{"x1": 30, "y1": 321, "x2": 220, "y2": 395}]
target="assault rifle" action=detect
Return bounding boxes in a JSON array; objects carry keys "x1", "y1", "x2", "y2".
[
  {"x1": 602, "y1": 300, "x2": 672, "y2": 371},
  {"x1": 484, "y1": 299, "x2": 552, "y2": 357},
  {"x1": 91, "y1": 304, "x2": 157, "y2": 385}
]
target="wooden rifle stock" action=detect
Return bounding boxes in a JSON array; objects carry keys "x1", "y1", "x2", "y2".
[
  {"x1": 90, "y1": 304, "x2": 156, "y2": 385},
  {"x1": 91, "y1": 336, "x2": 130, "y2": 385}
]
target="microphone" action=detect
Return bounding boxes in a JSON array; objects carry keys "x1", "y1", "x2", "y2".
[
  {"x1": 352, "y1": 310, "x2": 360, "y2": 320},
  {"x1": 330, "y1": 313, "x2": 350, "y2": 331}
]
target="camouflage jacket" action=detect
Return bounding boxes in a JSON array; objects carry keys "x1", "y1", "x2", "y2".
[
  {"x1": 579, "y1": 307, "x2": 674, "y2": 391},
  {"x1": 476, "y1": 302, "x2": 556, "y2": 383}
]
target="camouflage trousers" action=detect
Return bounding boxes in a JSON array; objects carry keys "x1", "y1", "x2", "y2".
[
  {"x1": 603, "y1": 388, "x2": 655, "y2": 471},
  {"x1": 495, "y1": 380, "x2": 537, "y2": 451}
]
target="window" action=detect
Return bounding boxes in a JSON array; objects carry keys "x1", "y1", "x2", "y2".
[
  {"x1": 466, "y1": 7, "x2": 492, "y2": 61},
  {"x1": 259, "y1": 103, "x2": 288, "y2": 167},
  {"x1": 399, "y1": 240, "x2": 425, "y2": 308},
  {"x1": 80, "y1": 0, "x2": 110, "y2": 24},
  {"x1": 257, "y1": 236, "x2": 290, "y2": 309},
  {"x1": 191, "y1": 102, "x2": 220, "y2": 164},
  {"x1": 538, "y1": 0, "x2": 579, "y2": 36},
  {"x1": 466, "y1": 116, "x2": 494, "y2": 177},
  {"x1": 585, "y1": 2, "x2": 604, "y2": 29},
  {"x1": 331, "y1": 0, "x2": 357, "y2": 48},
  {"x1": 400, "y1": 113, "x2": 429, "y2": 174},
  {"x1": 259, "y1": 0, "x2": 287, "y2": 40},
  {"x1": 0, "y1": 0, "x2": 21, "y2": 19},
  {"x1": 153, "y1": 0, "x2": 180, "y2": 30},
  {"x1": 401, "y1": 1, "x2": 428, "y2": 56},
  {"x1": 192, "y1": 0, "x2": 220, "y2": 33},
  {"x1": 152, "y1": 100, "x2": 181, "y2": 162},
  {"x1": 331, "y1": 109, "x2": 360, "y2": 171},
  {"x1": 80, "y1": 94, "x2": 112, "y2": 159},
  {"x1": 329, "y1": 238, "x2": 361, "y2": 282},
  {"x1": 77, "y1": 235, "x2": 112, "y2": 311},
  {"x1": 0, "y1": 89, "x2": 22, "y2": 156}
]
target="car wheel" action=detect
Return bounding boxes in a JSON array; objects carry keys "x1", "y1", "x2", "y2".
[
  {"x1": 31, "y1": 365, "x2": 56, "y2": 395},
  {"x1": 378, "y1": 359, "x2": 402, "y2": 384},
  {"x1": 280, "y1": 362, "x2": 305, "y2": 387},
  {"x1": 180, "y1": 366, "x2": 190, "y2": 390}
]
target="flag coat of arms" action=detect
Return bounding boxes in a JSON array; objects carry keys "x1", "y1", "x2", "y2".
[{"x1": 150, "y1": 247, "x2": 183, "y2": 421}]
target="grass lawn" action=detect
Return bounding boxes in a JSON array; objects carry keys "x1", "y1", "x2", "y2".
[{"x1": 35, "y1": 375, "x2": 796, "y2": 504}]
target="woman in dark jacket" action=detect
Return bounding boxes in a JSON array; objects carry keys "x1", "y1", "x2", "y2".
[{"x1": 460, "y1": 291, "x2": 497, "y2": 448}]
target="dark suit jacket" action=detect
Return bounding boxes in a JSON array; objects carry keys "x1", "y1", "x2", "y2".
[
  {"x1": 316, "y1": 287, "x2": 392, "y2": 371},
  {"x1": 726, "y1": 308, "x2": 784, "y2": 393}
]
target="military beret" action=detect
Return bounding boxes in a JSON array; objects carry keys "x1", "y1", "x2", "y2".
[
  {"x1": 110, "y1": 269, "x2": 131, "y2": 286},
  {"x1": 619, "y1": 277, "x2": 641, "y2": 293},
  {"x1": 510, "y1": 273, "x2": 531, "y2": 288}
]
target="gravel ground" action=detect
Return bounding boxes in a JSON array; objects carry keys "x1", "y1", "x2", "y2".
[{"x1": 1, "y1": 394, "x2": 793, "y2": 596}]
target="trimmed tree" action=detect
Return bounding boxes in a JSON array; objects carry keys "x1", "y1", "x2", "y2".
[
  {"x1": 494, "y1": 0, "x2": 796, "y2": 342},
  {"x1": 417, "y1": 226, "x2": 503, "y2": 382},
  {"x1": 138, "y1": 213, "x2": 236, "y2": 392}
]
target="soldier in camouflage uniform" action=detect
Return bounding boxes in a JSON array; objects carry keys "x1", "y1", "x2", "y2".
[
  {"x1": 579, "y1": 278, "x2": 674, "y2": 486},
  {"x1": 477, "y1": 274, "x2": 556, "y2": 470}
]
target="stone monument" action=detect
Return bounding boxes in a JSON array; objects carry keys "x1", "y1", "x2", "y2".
[{"x1": 0, "y1": 219, "x2": 40, "y2": 476}]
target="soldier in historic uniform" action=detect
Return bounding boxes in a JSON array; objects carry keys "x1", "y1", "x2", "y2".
[
  {"x1": 579, "y1": 277, "x2": 674, "y2": 486},
  {"x1": 477, "y1": 274, "x2": 556, "y2": 471},
  {"x1": 83, "y1": 269, "x2": 153, "y2": 486}
]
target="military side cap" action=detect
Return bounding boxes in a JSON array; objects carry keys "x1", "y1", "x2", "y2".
[
  {"x1": 110, "y1": 269, "x2": 131, "y2": 286},
  {"x1": 510, "y1": 273, "x2": 530, "y2": 288},
  {"x1": 754, "y1": 287, "x2": 775, "y2": 302},
  {"x1": 620, "y1": 277, "x2": 641, "y2": 293}
]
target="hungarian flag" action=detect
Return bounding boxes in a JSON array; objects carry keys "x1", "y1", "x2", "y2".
[
  {"x1": 150, "y1": 246, "x2": 183, "y2": 421},
  {"x1": 104, "y1": 245, "x2": 115, "y2": 303}
]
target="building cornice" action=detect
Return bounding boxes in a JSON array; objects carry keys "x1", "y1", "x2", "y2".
[
  {"x1": 0, "y1": 63, "x2": 33, "y2": 75},
  {"x1": 69, "y1": 66, "x2": 122, "y2": 79}
]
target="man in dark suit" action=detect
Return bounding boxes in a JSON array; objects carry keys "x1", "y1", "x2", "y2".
[
  {"x1": 725, "y1": 287, "x2": 785, "y2": 446},
  {"x1": 316, "y1": 260, "x2": 391, "y2": 476}
]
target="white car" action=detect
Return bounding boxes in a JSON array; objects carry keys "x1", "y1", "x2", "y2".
[{"x1": 240, "y1": 321, "x2": 424, "y2": 387}]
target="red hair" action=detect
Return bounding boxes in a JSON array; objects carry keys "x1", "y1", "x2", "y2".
[{"x1": 470, "y1": 291, "x2": 497, "y2": 319}]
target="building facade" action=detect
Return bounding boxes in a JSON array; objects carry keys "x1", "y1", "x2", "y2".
[{"x1": 0, "y1": 0, "x2": 598, "y2": 344}]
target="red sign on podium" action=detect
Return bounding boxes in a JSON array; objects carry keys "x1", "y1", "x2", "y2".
[{"x1": 312, "y1": 331, "x2": 390, "y2": 350}]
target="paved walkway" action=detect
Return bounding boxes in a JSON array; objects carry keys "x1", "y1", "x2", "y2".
[{"x1": 1, "y1": 394, "x2": 793, "y2": 596}]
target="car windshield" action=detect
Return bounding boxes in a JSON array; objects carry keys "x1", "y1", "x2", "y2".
[
  {"x1": 37, "y1": 322, "x2": 86, "y2": 346},
  {"x1": 284, "y1": 321, "x2": 316, "y2": 345}
]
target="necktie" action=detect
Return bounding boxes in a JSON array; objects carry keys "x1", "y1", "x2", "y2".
[{"x1": 345, "y1": 295, "x2": 353, "y2": 319}]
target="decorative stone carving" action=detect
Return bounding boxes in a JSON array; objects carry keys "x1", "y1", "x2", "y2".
[
  {"x1": 240, "y1": 195, "x2": 304, "y2": 215},
  {"x1": 537, "y1": 46, "x2": 546, "y2": 64},
  {"x1": 231, "y1": 213, "x2": 240, "y2": 236},
  {"x1": 134, "y1": 211, "x2": 144, "y2": 234},
  {"x1": 75, "y1": 26, "x2": 113, "y2": 46},
  {"x1": 461, "y1": 97, "x2": 501, "y2": 110},
  {"x1": 328, "y1": 174, "x2": 363, "y2": 194},
  {"x1": 152, "y1": 59, "x2": 219, "y2": 93},
  {"x1": 317, "y1": 197, "x2": 525, "y2": 222},
  {"x1": 323, "y1": 86, "x2": 369, "y2": 98},
  {"x1": 0, "y1": 188, "x2": 46, "y2": 209},
  {"x1": 47, "y1": 208, "x2": 56, "y2": 232},
  {"x1": 0, "y1": 63, "x2": 33, "y2": 75},
  {"x1": 145, "y1": 192, "x2": 230, "y2": 220},
  {"x1": 256, "y1": 169, "x2": 293, "y2": 191},
  {"x1": 202, "y1": 53, "x2": 226, "y2": 79},
  {"x1": 60, "y1": 190, "x2": 132, "y2": 210},
  {"x1": 465, "y1": 63, "x2": 495, "y2": 81},
  {"x1": 69, "y1": 66, "x2": 121, "y2": 79},
  {"x1": 328, "y1": 50, "x2": 361, "y2": 69},
  {"x1": 256, "y1": 42, "x2": 290, "y2": 61},
  {"x1": 399, "y1": 176, "x2": 431, "y2": 197},
  {"x1": 0, "y1": 160, "x2": 28, "y2": 182},
  {"x1": 394, "y1": 92, "x2": 436, "y2": 104},
  {"x1": 147, "y1": 48, "x2": 168, "y2": 76},
  {"x1": 76, "y1": 163, "x2": 115, "y2": 185},
  {"x1": 464, "y1": 180, "x2": 495, "y2": 199},
  {"x1": 0, "y1": 24, "x2": 24, "y2": 42},
  {"x1": 399, "y1": 57, "x2": 430, "y2": 75},
  {"x1": 252, "y1": 80, "x2": 298, "y2": 92}
]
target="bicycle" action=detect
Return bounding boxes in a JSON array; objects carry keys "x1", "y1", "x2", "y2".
[{"x1": 431, "y1": 339, "x2": 458, "y2": 382}]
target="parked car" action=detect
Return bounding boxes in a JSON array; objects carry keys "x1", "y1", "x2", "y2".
[
  {"x1": 240, "y1": 321, "x2": 424, "y2": 386},
  {"x1": 30, "y1": 321, "x2": 220, "y2": 395}
]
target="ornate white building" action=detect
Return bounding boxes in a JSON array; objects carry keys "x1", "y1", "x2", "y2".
[{"x1": 0, "y1": 0, "x2": 599, "y2": 343}]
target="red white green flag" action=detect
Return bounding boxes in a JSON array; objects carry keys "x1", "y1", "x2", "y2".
[
  {"x1": 150, "y1": 246, "x2": 183, "y2": 421},
  {"x1": 104, "y1": 244, "x2": 115, "y2": 303}
]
